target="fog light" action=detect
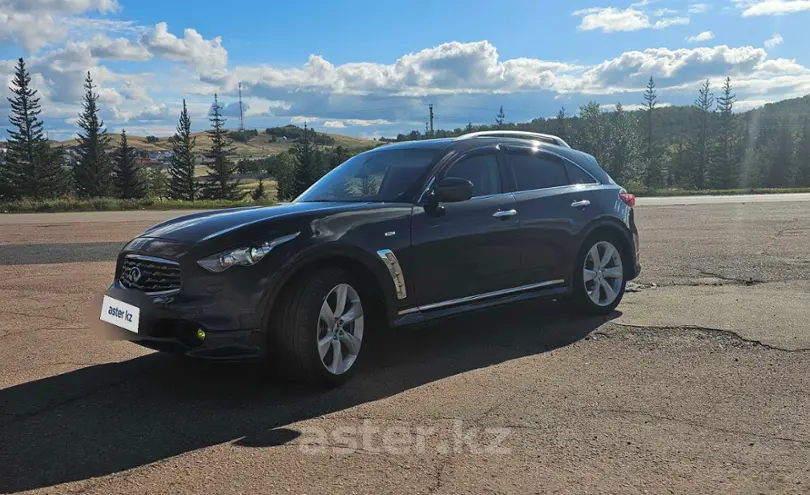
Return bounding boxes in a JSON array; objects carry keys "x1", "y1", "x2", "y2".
[{"x1": 196, "y1": 328, "x2": 206, "y2": 341}]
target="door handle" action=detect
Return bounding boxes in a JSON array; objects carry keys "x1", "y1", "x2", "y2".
[
  {"x1": 571, "y1": 200, "x2": 591, "y2": 209},
  {"x1": 492, "y1": 209, "x2": 517, "y2": 218}
]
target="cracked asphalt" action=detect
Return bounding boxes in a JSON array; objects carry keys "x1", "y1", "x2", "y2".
[{"x1": 0, "y1": 197, "x2": 809, "y2": 494}]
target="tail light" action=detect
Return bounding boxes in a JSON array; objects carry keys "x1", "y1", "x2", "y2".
[{"x1": 619, "y1": 192, "x2": 636, "y2": 207}]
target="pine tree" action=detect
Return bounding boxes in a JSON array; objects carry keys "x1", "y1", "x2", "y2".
[
  {"x1": 555, "y1": 107, "x2": 569, "y2": 143},
  {"x1": 642, "y1": 76, "x2": 662, "y2": 188},
  {"x1": 168, "y1": 100, "x2": 198, "y2": 200},
  {"x1": 606, "y1": 103, "x2": 641, "y2": 183},
  {"x1": 795, "y1": 120, "x2": 810, "y2": 187},
  {"x1": 250, "y1": 179, "x2": 266, "y2": 201},
  {"x1": 201, "y1": 94, "x2": 241, "y2": 200},
  {"x1": 691, "y1": 79, "x2": 715, "y2": 189},
  {"x1": 329, "y1": 145, "x2": 350, "y2": 170},
  {"x1": 3, "y1": 57, "x2": 66, "y2": 199},
  {"x1": 766, "y1": 123, "x2": 794, "y2": 187},
  {"x1": 495, "y1": 106, "x2": 506, "y2": 129},
  {"x1": 73, "y1": 71, "x2": 112, "y2": 198},
  {"x1": 271, "y1": 151, "x2": 296, "y2": 201},
  {"x1": 712, "y1": 77, "x2": 738, "y2": 189},
  {"x1": 112, "y1": 130, "x2": 146, "y2": 199},
  {"x1": 291, "y1": 123, "x2": 319, "y2": 198},
  {"x1": 466, "y1": 121, "x2": 474, "y2": 133}
]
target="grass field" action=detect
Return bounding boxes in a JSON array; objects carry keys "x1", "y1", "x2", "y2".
[{"x1": 53, "y1": 131, "x2": 376, "y2": 157}]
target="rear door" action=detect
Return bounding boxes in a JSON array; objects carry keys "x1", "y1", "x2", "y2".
[
  {"x1": 408, "y1": 148, "x2": 522, "y2": 307},
  {"x1": 501, "y1": 146, "x2": 601, "y2": 285}
]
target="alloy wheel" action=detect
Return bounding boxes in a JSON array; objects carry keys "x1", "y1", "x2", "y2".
[
  {"x1": 317, "y1": 283, "x2": 364, "y2": 375},
  {"x1": 583, "y1": 240, "x2": 624, "y2": 307}
]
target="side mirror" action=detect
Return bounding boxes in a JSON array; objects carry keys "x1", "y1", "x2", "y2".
[{"x1": 431, "y1": 177, "x2": 473, "y2": 203}]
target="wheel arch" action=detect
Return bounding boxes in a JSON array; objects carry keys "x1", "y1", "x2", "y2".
[
  {"x1": 261, "y1": 244, "x2": 399, "y2": 329},
  {"x1": 578, "y1": 217, "x2": 636, "y2": 279}
]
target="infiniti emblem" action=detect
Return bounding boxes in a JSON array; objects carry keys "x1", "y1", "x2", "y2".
[{"x1": 125, "y1": 267, "x2": 142, "y2": 284}]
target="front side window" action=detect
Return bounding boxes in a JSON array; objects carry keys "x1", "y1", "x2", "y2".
[
  {"x1": 442, "y1": 154, "x2": 502, "y2": 197},
  {"x1": 296, "y1": 148, "x2": 439, "y2": 202},
  {"x1": 506, "y1": 153, "x2": 569, "y2": 191}
]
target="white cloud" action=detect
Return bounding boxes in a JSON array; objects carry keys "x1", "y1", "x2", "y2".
[
  {"x1": 765, "y1": 34, "x2": 784, "y2": 48},
  {"x1": 602, "y1": 102, "x2": 672, "y2": 111},
  {"x1": 127, "y1": 103, "x2": 172, "y2": 122},
  {"x1": 577, "y1": 45, "x2": 769, "y2": 91},
  {"x1": 754, "y1": 58, "x2": 806, "y2": 73},
  {"x1": 740, "y1": 0, "x2": 810, "y2": 16},
  {"x1": 688, "y1": 3, "x2": 710, "y2": 13},
  {"x1": 120, "y1": 79, "x2": 152, "y2": 102},
  {"x1": 574, "y1": 6, "x2": 689, "y2": 33},
  {"x1": 0, "y1": 0, "x2": 121, "y2": 52},
  {"x1": 323, "y1": 120, "x2": 346, "y2": 128},
  {"x1": 88, "y1": 35, "x2": 151, "y2": 61},
  {"x1": 732, "y1": 0, "x2": 810, "y2": 17},
  {"x1": 686, "y1": 31, "x2": 715, "y2": 43},
  {"x1": 734, "y1": 99, "x2": 772, "y2": 110},
  {"x1": 140, "y1": 22, "x2": 227, "y2": 71}
]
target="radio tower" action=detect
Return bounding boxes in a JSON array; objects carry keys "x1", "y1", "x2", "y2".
[{"x1": 238, "y1": 82, "x2": 245, "y2": 131}]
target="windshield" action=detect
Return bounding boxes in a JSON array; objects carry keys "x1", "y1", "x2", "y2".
[{"x1": 295, "y1": 148, "x2": 439, "y2": 203}]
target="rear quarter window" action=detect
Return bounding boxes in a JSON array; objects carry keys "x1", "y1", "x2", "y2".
[
  {"x1": 565, "y1": 162, "x2": 597, "y2": 185},
  {"x1": 506, "y1": 153, "x2": 569, "y2": 191}
]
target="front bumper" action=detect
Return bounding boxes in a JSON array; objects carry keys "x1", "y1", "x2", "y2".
[{"x1": 102, "y1": 284, "x2": 265, "y2": 360}]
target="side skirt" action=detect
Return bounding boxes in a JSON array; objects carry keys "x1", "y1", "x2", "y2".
[{"x1": 391, "y1": 284, "x2": 570, "y2": 328}]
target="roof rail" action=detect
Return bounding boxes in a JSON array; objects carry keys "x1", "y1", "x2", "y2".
[{"x1": 457, "y1": 130, "x2": 571, "y2": 148}]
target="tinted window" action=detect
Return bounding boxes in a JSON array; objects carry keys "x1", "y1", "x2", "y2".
[
  {"x1": 296, "y1": 148, "x2": 439, "y2": 202},
  {"x1": 443, "y1": 154, "x2": 501, "y2": 197},
  {"x1": 565, "y1": 162, "x2": 597, "y2": 184},
  {"x1": 506, "y1": 153, "x2": 568, "y2": 191}
]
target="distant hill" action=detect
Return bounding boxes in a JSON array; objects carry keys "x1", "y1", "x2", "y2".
[{"x1": 51, "y1": 128, "x2": 376, "y2": 157}]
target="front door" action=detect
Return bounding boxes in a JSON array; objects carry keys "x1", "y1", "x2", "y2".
[{"x1": 408, "y1": 149, "x2": 522, "y2": 308}]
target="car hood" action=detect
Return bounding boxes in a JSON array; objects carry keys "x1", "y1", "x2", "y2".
[{"x1": 141, "y1": 202, "x2": 372, "y2": 243}]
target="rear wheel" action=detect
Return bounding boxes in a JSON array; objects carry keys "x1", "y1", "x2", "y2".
[
  {"x1": 569, "y1": 235, "x2": 627, "y2": 315},
  {"x1": 269, "y1": 268, "x2": 367, "y2": 387}
]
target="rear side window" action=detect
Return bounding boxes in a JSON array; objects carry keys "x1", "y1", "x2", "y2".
[
  {"x1": 443, "y1": 154, "x2": 502, "y2": 197},
  {"x1": 505, "y1": 153, "x2": 568, "y2": 191},
  {"x1": 565, "y1": 162, "x2": 597, "y2": 185}
]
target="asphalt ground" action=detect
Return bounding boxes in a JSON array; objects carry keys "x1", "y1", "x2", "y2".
[{"x1": 0, "y1": 196, "x2": 808, "y2": 494}]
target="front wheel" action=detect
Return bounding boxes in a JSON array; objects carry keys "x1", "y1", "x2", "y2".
[
  {"x1": 269, "y1": 268, "x2": 367, "y2": 387},
  {"x1": 569, "y1": 235, "x2": 627, "y2": 316}
]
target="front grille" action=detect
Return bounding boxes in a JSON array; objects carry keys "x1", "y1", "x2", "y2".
[{"x1": 119, "y1": 255, "x2": 181, "y2": 293}]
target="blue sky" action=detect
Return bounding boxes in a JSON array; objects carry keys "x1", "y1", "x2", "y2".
[{"x1": 2, "y1": 0, "x2": 810, "y2": 140}]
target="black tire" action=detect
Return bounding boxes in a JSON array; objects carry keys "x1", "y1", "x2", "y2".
[
  {"x1": 268, "y1": 268, "x2": 367, "y2": 387},
  {"x1": 568, "y1": 232, "x2": 628, "y2": 316}
]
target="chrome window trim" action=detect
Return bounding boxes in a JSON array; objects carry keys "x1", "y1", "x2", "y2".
[
  {"x1": 376, "y1": 249, "x2": 408, "y2": 300},
  {"x1": 397, "y1": 279, "x2": 565, "y2": 315}
]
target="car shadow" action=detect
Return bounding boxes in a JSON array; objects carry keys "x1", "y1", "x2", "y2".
[{"x1": 0, "y1": 301, "x2": 618, "y2": 493}]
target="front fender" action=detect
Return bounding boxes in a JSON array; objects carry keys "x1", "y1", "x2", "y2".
[{"x1": 259, "y1": 242, "x2": 401, "y2": 329}]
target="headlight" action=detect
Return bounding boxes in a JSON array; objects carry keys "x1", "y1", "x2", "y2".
[{"x1": 197, "y1": 232, "x2": 300, "y2": 273}]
